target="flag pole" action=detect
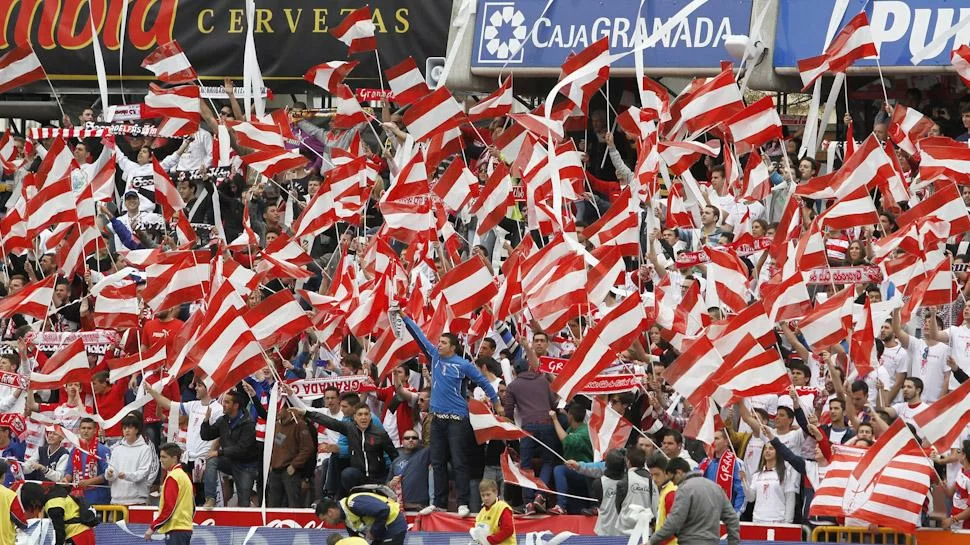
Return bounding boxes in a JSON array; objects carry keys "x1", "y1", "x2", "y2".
[
  {"x1": 42, "y1": 71, "x2": 67, "y2": 123},
  {"x1": 523, "y1": 429, "x2": 570, "y2": 465}
]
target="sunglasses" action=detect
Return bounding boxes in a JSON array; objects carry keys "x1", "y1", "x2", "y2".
[{"x1": 403, "y1": 436, "x2": 419, "y2": 440}]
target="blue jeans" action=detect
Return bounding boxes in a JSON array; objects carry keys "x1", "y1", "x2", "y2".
[
  {"x1": 553, "y1": 465, "x2": 592, "y2": 513},
  {"x1": 203, "y1": 456, "x2": 259, "y2": 507},
  {"x1": 520, "y1": 424, "x2": 560, "y2": 502},
  {"x1": 430, "y1": 416, "x2": 474, "y2": 507}
]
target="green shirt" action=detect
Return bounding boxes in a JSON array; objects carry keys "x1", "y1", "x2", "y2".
[{"x1": 562, "y1": 422, "x2": 593, "y2": 462}]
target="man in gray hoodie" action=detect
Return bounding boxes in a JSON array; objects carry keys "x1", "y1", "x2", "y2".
[{"x1": 648, "y1": 459, "x2": 741, "y2": 545}]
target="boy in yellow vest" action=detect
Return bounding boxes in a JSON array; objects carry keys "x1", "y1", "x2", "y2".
[
  {"x1": 316, "y1": 490, "x2": 407, "y2": 545},
  {"x1": 145, "y1": 443, "x2": 195, "y2": 544},
  {"x1": 648, "y1": 454, "x2": 684, "y2": 545},
  {"x1": 19, "y1": 482, "x2": 96, "y2": 545},
  {"x1": 472, "y1": 480, "x2": 515, "y2": 545}
]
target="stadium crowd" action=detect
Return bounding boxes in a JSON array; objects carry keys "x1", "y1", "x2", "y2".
[{"x1": 1, "y1": 51, "x2": 970, "y2": 544}]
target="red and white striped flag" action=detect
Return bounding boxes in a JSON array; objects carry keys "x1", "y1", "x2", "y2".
[
  {"x1": 724, "y1": 96, "x2": 783, "y2": 147},
  {"x1": 432, "y1": 157, "x2": 477, "y2": 213},
  {"x1": 93, "y1": 283, "x2": 140, "y2": 330},
  {"x1": 227, "y1": 120, "x2": 286, "y2": 151},
  {"x1": 557, "y1": 38, "x2": 610, "y2": 115},
  {"x1": 469, "y1": 399, "x2": 527, "y2": 444},
  {"x1": 30, "y1": 339, "x2": 91, "y2": 390},
  {"x1": 916, "y1": 136, "x2": 970, "y2": 185},
  {"x1": 703, "y1": 247, "x2": 749, "y2": 312},
  {"x1": 850, "y1": 297, "x2": 878, "y2": 379},
  {"x1": 659, "y1": 140, "x2": 721, "y2": 176},
  {"x1": 257, "y1": 234, "x2": 315, "y2": 280},
  {"x1": 670, "y1": 69, "x2": 744, "y2": 135},
  {"x1": 304, "y1": 60, "x2": 358, "y2": 98},
  {"x1": 795, "y1": 135, "x2": 894, "y2": 200},
  {"x1": 0, "y1": 44, "x2": 45, "y2": 94},
  {"x1": 385, "y1": 57, "x2": 429, "y2": 106},
  {"x1": 914, "y1": 378, "x2": 970, "y2": 453},
  {"x1": 332, "y1": 91, "x2": 370, "y2": 129},
  {"x1": 152, "y1": 157, "x2": 185, "y2": 219},
  {"x1": 589, "y1": 397, "x2": 634, "y2": 462},
  {"x1": 889, "y1": 104, "x2": 934, "y2": 157},
  {"x1": 797, "y1": 12, "x2": 878, "y2": 89},
  {"x1": 953, "y1": 45, "x2": 970, "y2": 90},
  {"x1": 244, "y1": 289, "x2": 314, "y2": 349},
  {"x1": 382, "y1": 150, "x2": 430, "y2": 203},
  {"x1": 35, "y1": 138, "x2": 78, "y2": 185},
  {"x1": 896, "y1": 181, "x2": 970, "y2": 240},
  {"x1": 831, "y1": 420, "x2": 931, "y2": 533},
  {"x1": 817, "y1": 184, "x2": 879, "y2": 231},
  {"x1": 140, "y1": 41, "x2": 197, "y2": 84},
  {"x1": 367, "y1": 327, "x2": 420, "y2": 382},
  {"x1": 525, "y1": 253, "x2": 587, "y2": 334},
  {"x1": 759, "y1": 248, "x2": 812, "y2": 322},
  {"x1": 471, "y1": 163, "x2": 513, "y2": 235},
  {"x1": 0, "y1": 275, "x2": 55, "y2": 320},
  {"x1": 551, "y1": 291, "x2": 647, "y2": 401},
  {"x1": 402, "y1": 86, "x2": 468, "y2": 142},
  {"x1": 709, "y1": 335, "x2": 792, "y2": 406},
  {"x1": 584, "y1": 187, "x2": 640, "y2": 256},
  {"x1": 640, "y1": 76, "x2": 671, "y2": 123},
  {"x1": 663, "y1": 335, "x2": 724, "y2": 405},
  {"x1": 173, "y1": 210, "x2": 197, "y2": 247},
  {"x1": 144, "y1": 83, "x2": 200, "y2": 137},
  {"x1": 331, "y1": 6, "x2": 377, "y2": 55},
  {"x1": 105, "y1": 340, "x2": 167, "y2": 383},
  {"x1": 468, "y1": 76, "x2": 514, "y2": 122},
  {"x1": 798, "y1": 286, "x2": 855, "y2": 349},
  {"x1": 437, "y1": 257, "x2": 498, "y2": 317},
  {"x1": 141, "y1": 252, "x2": 210, "y2": 311},
  {"x1": 241, "y1": 147, "x2": 309, "y2": 178},
  {"x1": 25, "y1": 176, "x2": 76, "y2": 241},
  {"x1": 501, "y1": 450, "x2": 552, "y2": 493},
  {"x1": 378, "y1": 199, "x2": 435, "y2": 243},
  {"x1": 740, "y1": 149, "x2": 771, "y2": 202}
]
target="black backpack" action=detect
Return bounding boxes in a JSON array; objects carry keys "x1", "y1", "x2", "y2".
[{"x1": 64, "y1": 496, "x2": 100, "y2": 528}]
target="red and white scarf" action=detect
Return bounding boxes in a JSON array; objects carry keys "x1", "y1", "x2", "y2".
[
  {"x1": 70, "y1": 438, "x2": 99, "y2": 496},
  {"x1": 701, "y1": 449, "x2": 737, "y2": 500}
]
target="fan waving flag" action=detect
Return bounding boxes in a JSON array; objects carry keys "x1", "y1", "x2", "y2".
[
  {"x1": 551, "y1": 292, "x2": 647, "y2": 401},
  {"x1": 30, "y1": 339, "x2": 91, "y2": 390},
  {"x1": 141, "y1": 41, "x2": 197, "y2": 84},
  {"x1": 469, "y1": 399, "x2": 527, "y2": 444},
  {"x1": 331, "y1": 7, "x2": 377, "y2": 55},
  {"x1": 0, "y1": 275, "x2": 55, "y2": 320},
  {"x1": 703, "y1": 247, "x2": 749, "y2": 312},
  {"x1": 0, "y1": 44, "x2": 45, "y2": 94},
  {"x1": 589, "y1": 397, "x2": 634, "y2": 462},
  {"x1": 797, "y1": 12, "x2": 879, "y2": 89}
]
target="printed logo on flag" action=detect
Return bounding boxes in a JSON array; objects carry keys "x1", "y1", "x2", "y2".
[{"x1": 477, "y1": 2, "x2": 527, "y2": 64}]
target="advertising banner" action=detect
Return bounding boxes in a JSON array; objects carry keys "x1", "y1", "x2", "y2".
[
  {"x1": 0, "y1": 0, "x2": 450, "y2": 91},
  {"x1": 470, "y1": 0, "x2": 751, "y2": 72},
  {"x1": 774, "y1": 0, "x2": 970, "y2": 69}
]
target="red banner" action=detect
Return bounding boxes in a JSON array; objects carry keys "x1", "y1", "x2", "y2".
[
  {"x1": 538, "y1": 356, "x2": 568, "y2": 375},
  {"x1": 580, "y1": 374, "x2": 643, "y2": 395},
  {"x1": 285, "y1": 375, "x2": 377, "y2": 399},
  {"x1": 356, "y1": 88, "x2": 396, "y2": 102},
  {"x1": 25, "y1": 330, "x2": 119, "y2": 356},
  {"x1": 675, "y1": 237, "x2": 772, "y2": 268},
  {"x1": 0, "y1": 371, "x2": 28, "y2": 390}
]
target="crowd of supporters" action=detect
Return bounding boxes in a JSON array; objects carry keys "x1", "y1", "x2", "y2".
[{"x1": 0, "y1": 76, "x2": 969, "y2": 542}]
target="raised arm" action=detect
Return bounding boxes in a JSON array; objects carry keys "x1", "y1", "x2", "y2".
[
  {"x1": 891, "y1": 308, "x2": 911, "y2": 348},
  {"x1": 401, "y1": 315, "x2": 438, "y2": 363}
]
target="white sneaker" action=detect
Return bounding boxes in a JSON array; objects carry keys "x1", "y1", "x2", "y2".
[
  {"x1": 418, "y1": 505, "x2": 439, "y2": 516},
  {"x1": 457, "y1": 505, "x2": 470, "y2": 517}
]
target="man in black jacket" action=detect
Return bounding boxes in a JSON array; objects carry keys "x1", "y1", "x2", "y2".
[
  {"x1": 200, "y1": 389, "x2": 259, "y2": 509},
  {"x1": 291, "y1": 402, "x2": 398, "y2": 492}
]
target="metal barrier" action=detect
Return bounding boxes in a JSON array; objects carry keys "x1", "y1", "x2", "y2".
[
  {"x1": 93, "y1": 505, "x2": 128, "y2": 523},
  {"x1": 811, "y1": 526, "x2": 912, "y2": 544}
]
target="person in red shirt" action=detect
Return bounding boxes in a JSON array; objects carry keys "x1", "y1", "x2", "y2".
[
  {"x1": 91, "y1": 371, "x2": 133, "y2": 443},
  {"x1": 142, "y1": 307, "x2": 184, "y2": 348}
]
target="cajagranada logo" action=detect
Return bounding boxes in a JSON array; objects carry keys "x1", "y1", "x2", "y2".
[{"x1": 478, "y1": 2, "x2": 526, "y2": 64}]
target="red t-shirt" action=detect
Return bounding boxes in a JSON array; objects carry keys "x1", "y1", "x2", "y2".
[
  {"x1": 141, "y1": 318, "x2": 184, "y2": 348},
  {"x1": 95, "y1": 381, "x2": 129, "y2": 438}
]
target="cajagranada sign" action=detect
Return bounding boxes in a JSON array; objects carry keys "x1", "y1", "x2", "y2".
[{"x1": 0, "y1": 0, "x2": 450, "y2": 90}]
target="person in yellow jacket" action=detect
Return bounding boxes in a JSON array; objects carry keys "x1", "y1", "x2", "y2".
[
  {"x1": 145, "y1": 443, "x2": 195, "y2": 544},
  {"x1": 19, "y1": 482, "x2": 96, "y2": 545},
  {"x1": 471, "y1": 480, "x2": 515, "y2": 545},
  {"x1": 0, "y1": 460, "x2": 29, "y2": 545},
  {"x1": 316, "y1": 489, "x2": 407, "y2": 545}
]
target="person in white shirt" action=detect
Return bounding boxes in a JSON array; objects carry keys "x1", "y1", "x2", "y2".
[
  {"x1": 69, "y1": 142, "x2": 96, "y2": 194},
  {"x1": 146, "y1": 378, "x2": 223, "y2": 504},
  {"x1": 926, "y1": 305, "x2": 970, "y2": 390},
  {"x1": 880, "y1": 377, "x2": 929, "y2": 432},
  {"x1": 106, "y1": 414, "x2": 159, "y2": 505},
  {"x1": 878, "y1": 320, "x2": 909, "y2": 404},
  {"x1": 313, "y1": 386, "x2": 343, "y2": 505},
  {"x1": 893, "y1": 309, "x2": 949, "y2": 403},
  {"x1": 0, "y1": 354, "x2": 25, "y2": 414},
  {"x1": 114, "y1": 142, "x2": 181, "y2": 212},
  {"x1": 172, "y1": 128, "x2": 213, "y2": 172},
  {"x1": 747, "y1": 441, "x2": 797, "y2": 524}
]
